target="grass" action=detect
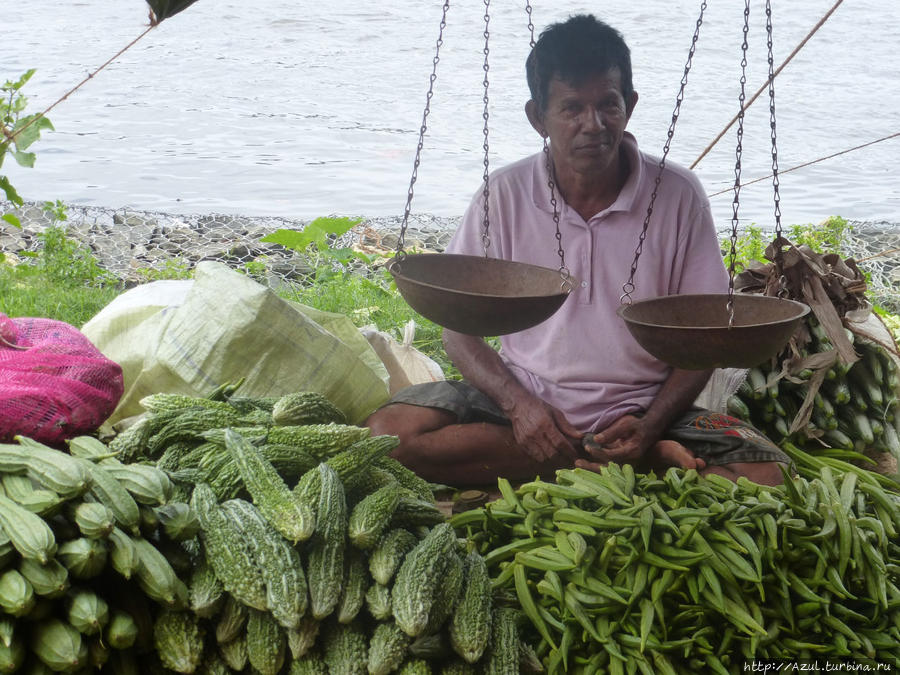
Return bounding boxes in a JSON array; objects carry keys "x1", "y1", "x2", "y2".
[
  {"x1": 0, "y1": 269, "x2": 118, "y2": 328},
  {"x1": 2, "y1": 217, "x2": 897, "y2": 366},
  {"x1": 0, "y1": 228, "x2": 463, "y2": 376}
]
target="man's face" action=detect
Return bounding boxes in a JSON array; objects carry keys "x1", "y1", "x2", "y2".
[{"x1": 538, "y1": 69, "x2": 636, "y2": 179}]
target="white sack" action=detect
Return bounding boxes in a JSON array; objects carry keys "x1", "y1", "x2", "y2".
[{"x1": 82, "y1": 261, "x2": 390, "y2": 426}]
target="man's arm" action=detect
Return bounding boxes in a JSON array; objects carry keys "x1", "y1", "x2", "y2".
[
  {"x1": 582, "y1": 367, "x2": 713, "y2": 466},
  {"x1": 442, "y1": 329, "x2": 581, "y2": 462}
]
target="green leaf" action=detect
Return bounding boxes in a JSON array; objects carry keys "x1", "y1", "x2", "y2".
[
  {"x1": 1, "y1": 213, "x2": 21, "y2": 229},
  {"x1": 0, "y1": 176, "x2": 23, "y2": 206},
  {"x1": 11, "y1": 151, "x2": 35, "y2": 168},
  {"x1": 329, "y1": 248, "x2": 360, "y2": 264},
  {"x1": 12, "y1": 114, "x2": 53, "y2": 151},
  {"x1": 260, "y1": 216, "x2": 363, "y2": 254},
  {"x1": 2, "y1": 69, "x2": 35, "y2": 93},
  {"x1": 259, "y1": 228, "x2": 312, "y2": 252}
]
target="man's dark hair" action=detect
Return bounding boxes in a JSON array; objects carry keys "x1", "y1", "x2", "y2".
[{"x1": 526, "y1": 15, "x2": 633, "y2": 113}]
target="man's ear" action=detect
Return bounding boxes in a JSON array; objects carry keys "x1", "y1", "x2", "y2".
[
  {"x1": 625, "y1": 91, "x2": 639, "y2": 122},
  {"x1": 525, "y1": 99, "x2": 546, "y2": 137}
]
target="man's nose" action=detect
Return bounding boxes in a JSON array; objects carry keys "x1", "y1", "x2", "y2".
[{"x1": 582, "y1": 108, "x2": 606, "y2": 131}]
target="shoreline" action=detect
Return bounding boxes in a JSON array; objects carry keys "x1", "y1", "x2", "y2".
[{"x1": 2, "y1": 201, "x2": 899, "y2": 308}]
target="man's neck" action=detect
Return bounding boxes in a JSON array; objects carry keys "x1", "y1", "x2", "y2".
[{"x1": 554, "y1": 149, "x2": 629, "y2": 222}]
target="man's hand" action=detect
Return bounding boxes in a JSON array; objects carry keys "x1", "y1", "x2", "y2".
[
  {"x1": 582, "y1": 414, "x2": 650, "y2": 464},
  {"x1": 506, "y1": 394, "x2": 581, "y2": 463},
  {"x1": 575, "y1": 414, "x2": 705, "y2": 473}
]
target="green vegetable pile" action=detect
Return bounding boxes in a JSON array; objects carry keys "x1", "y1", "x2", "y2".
[
  {"x1": 728, "y1": 314, "x2": 900, "y2": 462},
  {"x1": 452, "y1": 464, "x2": 900, "y2": 673},
  {"x1": 0, "y1": 435, "x2": 196, "y2": 672},
  {"x1": 95, "y1": 386, "x2": 524, "y2": 674}
]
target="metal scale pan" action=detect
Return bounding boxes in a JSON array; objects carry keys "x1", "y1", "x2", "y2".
[
  {"x1": 614, "y1": 1, "x2": 810, "y2": 371},
  {"x1": 389, "y1": 253, "x2": 571, "y2": 336},
  {"x1": 389, "y1": 2, "x2": 573, "y2": 339},
  {"x1": 618, "y1": 293, "x2": 809, "y2": 370}
]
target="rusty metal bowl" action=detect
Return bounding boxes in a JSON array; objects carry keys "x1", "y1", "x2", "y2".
[
  {"x1": 388, "y1": 253, "x2": 572, "y2": 336},
  {"x1": 618, "y1": 293, "x2": 810, "y2": 370}
]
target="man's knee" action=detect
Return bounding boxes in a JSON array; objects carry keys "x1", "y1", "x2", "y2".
[{"x1": 364, "y1": 403, "x2": 456, "y2": 441}]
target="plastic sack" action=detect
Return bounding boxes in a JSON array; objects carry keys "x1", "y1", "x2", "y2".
[
  {"x1": 81, "y1": 261, "x2": 390, "y2": 427},
  {"x1": 361, "y1": 320, "x2": 445, "y2": 395},
  {"x1": 0, "y1": 314, "x2": 124, "y2": 444},
  {"x1": 693, "y1": 367, "x2": 749, "y2": 414}
]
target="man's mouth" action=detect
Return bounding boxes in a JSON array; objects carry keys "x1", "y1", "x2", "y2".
[{"x1": 576, "y1": 140, "x2": 610, "y2": 152}]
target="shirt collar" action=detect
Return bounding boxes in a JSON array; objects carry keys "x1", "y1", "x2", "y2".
[{"x1": 531, "y1": 131, "x2": 644, "y2": 218}]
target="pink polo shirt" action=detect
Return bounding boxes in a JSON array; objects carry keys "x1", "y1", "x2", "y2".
[{"x1": 445, "y1": 132, "x2": 729, "y2": 433}]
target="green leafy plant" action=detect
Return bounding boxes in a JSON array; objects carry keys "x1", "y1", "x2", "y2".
[
  {"x1": 260, "y1": 216, "x2": 379, "y2": 282},
  {"x1": 721, "y1": 224, "x2": 768, "y2": 271},
  {"x1": 134, "y1": 257, "x2": 193, "y2": 282},
  {"x1": 787, "y1": 215, "x2": 851, "y2": 254},
  {"x1": 722, "y1": 216, "x2": 852, "y2": 271},
  {"x1": 1, "y1": 70, "x2": 54, "y2": 228},
  {"x1": 30, "y1": 202, "x2": 116, "y2": 288},
  {"x1": 242, "y1": 257, "x2": 269, "y2": 281}
]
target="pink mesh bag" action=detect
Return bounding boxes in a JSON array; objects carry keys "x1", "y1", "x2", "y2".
[{"x1": 0, "y1": 313, "x2": 124, "y2": 445}]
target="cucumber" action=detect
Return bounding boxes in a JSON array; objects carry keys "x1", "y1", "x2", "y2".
[
  {"x1": 746, "y1": 368, "x2": 768, "y2": 400},
  {"x1": 852, "y1": 412, "x2": 875, "y2": 447}
]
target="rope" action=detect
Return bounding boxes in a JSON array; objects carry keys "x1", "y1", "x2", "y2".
[
  {"x1": 707, "y1": 130, "x2": 900, "y2": 198},
  {"x1": 6, "y1": 25, "x2": 155, "y2": 147},
  {"x1": 690, "y1": 0, "x2": 844, "y2": 170}
]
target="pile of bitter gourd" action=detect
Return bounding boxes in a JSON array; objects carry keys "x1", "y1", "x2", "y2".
[
  {"x1": 96, "y1": 387, "x2": 528, "y2": 674},
  {"x1": 452, "y1": 462, "x2": 900, "y2": 673}
]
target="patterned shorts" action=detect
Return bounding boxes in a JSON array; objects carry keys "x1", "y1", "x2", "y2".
[{"x1": 386, "y1": 380, "x2": 790, "y2": 467}]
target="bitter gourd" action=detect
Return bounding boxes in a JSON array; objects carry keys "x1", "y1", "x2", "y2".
[
  {"x1": 246, "y1": 608, "x2": 285, "y2": 675},
  {"x1": 448, "y1": 551, "x2": 492, "y2": 664},
  {"x1": 392, "y1": 522, "x2": 457, "y2": 637},
  {"x1": 272, "y1": 391, "x2": 347, "y2": 426},
  {"x1": 306, "y1": 463, "x2": 347, "y2": 620},
  {"x1": 153, "y1": 610, "x2": 204, "y2": 674},
  {"x1": 336, "y1": 549, "x2": 368, "y2": 624},
  {"x1": 367, "y1": 621, "x2": 413, "y2": 675},
  {"x1": 192, "y1": 483, "x2": 267, "y2": 611},
  {"x1": 224, "y1": 429, "x2": 315, "y2": 543},
  {"x1": 369, "y1": 528, "x2": 418, "y2": 586},
  {"x1": 220, "y1": 498, "x2": 307, "y2": 629},
  {"x1": 322, "y1": 620, "x2": 368, "y2": 675}
]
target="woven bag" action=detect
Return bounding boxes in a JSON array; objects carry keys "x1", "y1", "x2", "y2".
[{"x1": 0, "y1": 314, "x2": 124, "y2": 444}]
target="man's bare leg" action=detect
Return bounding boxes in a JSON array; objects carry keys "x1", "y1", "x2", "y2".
[
  {"x1": 701, "y1": 461, "x2": 786, "y2": 486},
  {"x1": 645, "y1": 440, "x2": 787, "y2": 486},
  {"x1": 365, "y1": 403, "x2": 572, "y2": 486}
]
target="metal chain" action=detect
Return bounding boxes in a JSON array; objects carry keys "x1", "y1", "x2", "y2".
[
  {"x1": 524, "y1": 0, "x2": 536, "y2": 49},
  {"x1": 621, "y1": 0, "x2": 707, "y2": 303},
  {"x1": 542, "y1": 141, "x2": 572, "y2": 289},
  {"x1": 727, "y1": 0, "x2": 751, "y2": 327},
  {"x1": 766, "y1": 0, "x2": 785, "y2": 271},
  {"x1": 479, "y1": 0, "x2": 492, "y2": 256},
  {"x1": 525, "y1": 0, "x2": 570, "y2": 288},
  {"x1": 396, "y1": 0, "x2": 451, "y2": 262}
]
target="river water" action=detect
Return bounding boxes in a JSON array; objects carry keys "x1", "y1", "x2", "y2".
[{"x1": 3, "y1": 0, "x2": 900, "y2": 230}]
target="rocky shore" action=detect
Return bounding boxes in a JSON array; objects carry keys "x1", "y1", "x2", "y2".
[
  {"x1": 2, "y1": 201, "x2": 898, "y2": 308},
  {"x1": 0, "y1": 202, "x2": 459, "y2": 288}
]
